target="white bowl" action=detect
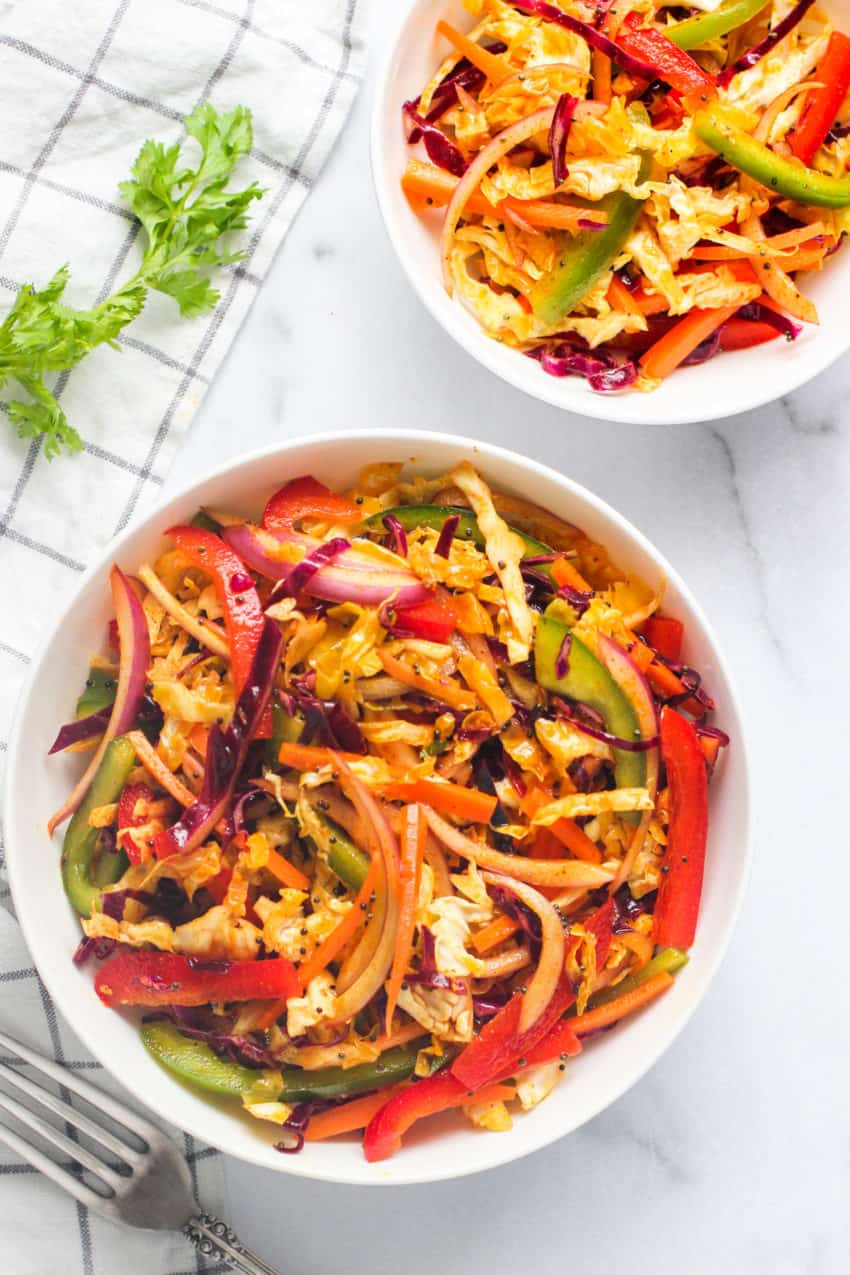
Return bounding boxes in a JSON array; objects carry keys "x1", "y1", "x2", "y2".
[
  {"x1": 4, "y1": 430, "x2": 750, "y2": 1185},
  {"x1": 371, "y1": 0, "x2": 850, "y2": 425}
]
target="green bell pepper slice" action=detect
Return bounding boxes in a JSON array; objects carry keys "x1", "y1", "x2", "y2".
[
  {"x1": 587, "y1": 946, "x2": 689, "y2": 1007},
  {"x1": 61, "y1": 735, "x2": 136, "y2": 917},
  {"x1": 367, "y1": 504, "x2": 552, "y2": 561},
  {"x1": 530, "y1": 153, "x2": 652, "y2": 325},
  {"x1": 694, "y1": 111, "x2": 850, "y2": 208},
  {"x1": 141, "y1": 1020, "x2": 422, "y2": 1102},
  {"x1": 265, "y1": 699, "x2": 303, "y2": 768},
  {"x1": 534, "y1": 605, "x2": 646, "y2": 804},
  {"x1": 75, "y1": 665, "x2": 118, "y2": 718},
  {"x1": 322, "y1": 815, "x2": 370, "y2": 892},
  {"x1": 666, "y1": 0, "x2": 770, "y2": 51}
]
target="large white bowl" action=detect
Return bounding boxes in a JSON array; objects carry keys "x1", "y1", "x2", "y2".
[
  {"x1": 4, "y1": 430, "x2": 750, "y2": 1185},
  {"x1": 371, "y1": 0, "x2": 850, "y2": 425}
]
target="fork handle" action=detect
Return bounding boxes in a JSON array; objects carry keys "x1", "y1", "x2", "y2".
[{"x1": 184, "y1": 1214, "x2": 283, "y2": 1275}]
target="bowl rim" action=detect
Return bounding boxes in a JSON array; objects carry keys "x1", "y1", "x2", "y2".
[
  {"x1": 368, "y1": 0, "x2": 847, "y2": 426},
  {"x1": 3, "y1": 428, "x2": 752, "y2": 1185}
]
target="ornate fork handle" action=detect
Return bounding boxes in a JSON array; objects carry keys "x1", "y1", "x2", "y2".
[{"x1": 184, "y1": 1214, "x2": 283, "y2": 1275}]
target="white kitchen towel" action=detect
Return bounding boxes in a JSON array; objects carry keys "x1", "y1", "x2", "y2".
[{"x1": 0, "y1": 0, "x2": 365, "y2": 1270}]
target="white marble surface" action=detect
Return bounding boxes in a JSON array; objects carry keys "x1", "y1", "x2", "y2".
[{"x1": 165, "y1": 8, "x2": 850, "y2": 1274}]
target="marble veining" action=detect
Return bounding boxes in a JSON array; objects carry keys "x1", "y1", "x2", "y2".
[{"x1": 161, "y1": 7, "x2": 849, "y2": 1274}]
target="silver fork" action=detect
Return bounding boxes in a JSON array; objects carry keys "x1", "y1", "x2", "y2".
[{"x1": 0, "y1": 1026, "x2": 282, "y2": 1274}]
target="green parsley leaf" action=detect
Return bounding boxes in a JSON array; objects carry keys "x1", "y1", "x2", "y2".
[{"x1": 0, "y1": 103, "x2": 264, "y2": 458}]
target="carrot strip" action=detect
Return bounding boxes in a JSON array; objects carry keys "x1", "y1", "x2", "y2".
[
  {"x1": 295, "y1": 856, "x2": 379, "y2": 990},
  {"x1": 305, "y1": 1084, "x2": 411, "y2": 1141},
  {"x1": 266, "y1": 847, "x2": 310, "y2": 892},
  {"x1": 125, "y1": 731, "x2": 194, "y2": 807},
  {"x1": 401, "y1": 158, "x2": 497, "y2": 215},
  {"x1": 629, "y1": 641, "x2": 705, "y2": 718},
  {"x1": 305, "y1": 1079, "x2": 517, "y2": 1142},
  {"x1": 385, "y1": 805, "x2": 426, "y2": 1032},
  {"x1": 436, "y1": 20, "x2": 512, "y2": 85},
  {"x1": 377, "y1": 649, "x2": 477, "y2": 711},
  {"x1": 499, "y1": 196, "x2": 609, "y2": 232},
  {"x1": 521, "y1": 783, "x2": 602, "y2": 864},
  {"x1": 254, "y1": 999, "x2": 287, "y2": 1031},
  {"x1": 606, "y1": 274, "x2": 645, "y2": 317},
  {"x1": 639, "y1": 305, "x2": 741, "y2": 380},
  {"x1": 631, "y1": 288, "x2": 670, "y2": 316},
  {"x1": 570, "y1": 970, "x2": 674, "y2": 1035},
  {"x1": 277, "y1": 741, "x2": 365, "y2": 770},
  {"x1": 472, "y1": 912, "x2": 522, "y2": 954},
  {"x1": 381, "y1": 778, "x2": 496, "y2": 824},
  {"x1": 551, "y1": 555, "x2": 592, "y2": 593}
]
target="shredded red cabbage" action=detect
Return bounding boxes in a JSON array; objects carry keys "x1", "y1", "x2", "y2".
[
  {"x1": 549, "y1": 93, "x2": 577, "y2": 187},
  {"x1": 512, "y1": 1, "x2": 661, "y2": 81},
  {"x1": 156, "y1": 620, "x2": 282, "y2": 857},
  {"x1": 72, "y1": 936, "x2": 121, "y2": 967},
  {"x1": 554, "y1": 696, "x2": 659, "y2": 752},
  {"x1": 402, "y1": 102, "x2": 468, "y2": 177},
  {"x1": 611, "y1": 884, "x2": 656, "y2": 932},
  {"x1": 158, "y1": 1010, "x2": 277, "y2": 1068},
  {"x1": 683, "y1": 331, "x2": 722, "y2": 366},
  {"x1": 382, "y1": 514, "x2": 408, "y2": 557},
  {"x1": 717, "y1": 0, "x2": 815, "y2": 86},
  {"x1": 435, "y1": 513, "x2": 460, "y2": 559},
  {"x1": 658, "y1": 658, "x2": 716, "y2": 713},
  {"x1": 101, "y1": 888, "x2": 155, "y2": 922},
  {"x1": 281, "y1": 689, "x2": 368, "y2": 754},
  {"x1": 533, "y1": 343, "x2": 639, "y2": 392},
  {"x1": 283, "y1": 537, "x2": 351, "y2": 597},
  {"x1": 48, "y1": 706, "x2": 112, "y2": 755},
  {"x1": 558, "y1": 582, "x2": 593, "y2": 616},
  {"x1": 555, "y1": 631, "x2": 572, "y2": 679},
  {"x1": 736, "y1": 302, "x2": 801, "y2": 340},
  {"x1": 499, "y1": 744, "x2": 528, "y2": 797}
]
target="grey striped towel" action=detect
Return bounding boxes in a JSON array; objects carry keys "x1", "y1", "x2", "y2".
[{"x1": 0, "y1": 0, "x2": 365, "y2": 1269}]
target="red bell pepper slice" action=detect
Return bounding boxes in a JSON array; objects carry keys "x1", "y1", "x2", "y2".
[
  {"x1": 581, "y1": 896, "x2": 614, "y2": 969},
  {"x1": 618, "y1": 13, "x2": 716, "y2": 101},
  {"x1": 451, "y1": 973, "x2": 575, "y2": 1091},
  {"x1": 523, "y1": 1017, "x2": 583, "y2": 1065},
  {"x1": 383, "y1": 590, "x2": 457, "y2": 642},
  {"x1": 167, "y1": 524, "x2": 271, "y2": 737},
  {"x1": 644, "y1": 615, "x2": 684, "y2": 663},
  {"x1": 790, "y1": 32, "x2": 850, "y2": 166},
  {"x1": 262, "y1": 475, "x2": 362, "y2": 532},
  {"x1": 94, "y1": 951, "x2": 299, "y2": 1007},
  {"x1": 116, "y1": 781, "x2": 155, "y2": 864},
  {"x1": 363, "y1": 1071, "x2": 514, "y2": 1163},
  {"x1": 717, "y1": 318, "x2": 781, "y2": 352},
  {"x1": 653, "y1": 706, "x2": 709, "y2": 949}
]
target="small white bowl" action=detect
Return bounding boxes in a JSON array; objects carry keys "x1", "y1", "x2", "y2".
[
  {"x1": 4, "y1": 430, "x2": 750, "y2": 1185},
  {"x1": 371, "y1": 0, "x2": 850, "y2": 425}
]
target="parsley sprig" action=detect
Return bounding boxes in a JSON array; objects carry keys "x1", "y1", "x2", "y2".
[{"x1": 0, "y1": 103, "x2": 264, "y2": 458}]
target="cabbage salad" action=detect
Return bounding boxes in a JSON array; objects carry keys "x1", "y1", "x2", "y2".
[
  {"x1": 402, "y1": 0, "x2": 850, "y2": 391},
  {"x1": 50, "y1": 462, "x2": 726, "y2": 1159}
]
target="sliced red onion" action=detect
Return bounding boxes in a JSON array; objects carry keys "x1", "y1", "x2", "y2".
[
  {"x1": 178, "y1": 650, "x2": 209, "y2": 681},
  {"x1": 512, "y1": 1, "x2": 660, "y2": 81},
  {"x1": 521, "y1": 553, "x2": 558, "y2": 566},
  {"x1": 154, "y1": 619, "x2": 282, "y2": 858},
  {"x1": 549, "y1": 93, "x2": 577, "y2": 187},
  {"x1": 224, "y1": 523, "x2": 428, "y2": 608},
  {"x1": 48, "y1": 566, "x2": 150, "y2": 836},
  {"x1": 555, "y1": 631, "x2": 572, "y2": 679},
  {"x1": 577, "y1": 217, "x2": 607, "y2": 230},
  {"x1": 435, "y1": 513, "x2": 460, "y2": 559},
  {"x1": 499, "y1": 745, "x2": 528, "y2": 797},
  {"x1": 717, "y1": 0, "x2": 815, "y2": 87},
  {"x1": 735, "y1": 302, "x2": 802, "y2": 340},
  {"x1": 48, "y1": 705, "x2": 112, "y2": 755},
  {"x1": 382, "y1": 514, "x2": 408, "y2": 557},
  {"x1": 281, "y1": 537, "x2": 351, "y2": 597},
  {"x1": 402, "y1": 102, "x2": 467, "y2": 177}
]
